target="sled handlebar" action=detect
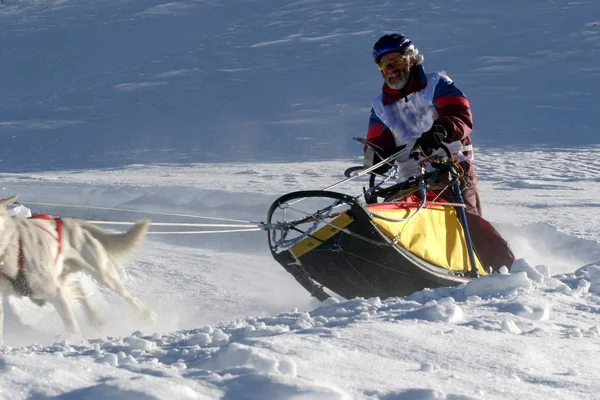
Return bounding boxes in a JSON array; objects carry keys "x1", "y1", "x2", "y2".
[
  {"x1": 354, "y1": 137, "x2": 452, "y2": 163},
  {"x1": 353, "y1": 137, "x2": 460, "y2": 182}
]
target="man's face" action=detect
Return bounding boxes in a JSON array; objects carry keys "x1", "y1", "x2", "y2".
[{"x1": 378, "y1": 52, "x2": 411, "y2": 90}]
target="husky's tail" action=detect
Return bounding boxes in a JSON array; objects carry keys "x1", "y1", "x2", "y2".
[{"x1": 80, "y1": 219, "x2": 150, "y2": 262}]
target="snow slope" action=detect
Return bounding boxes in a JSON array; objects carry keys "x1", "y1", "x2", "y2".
[{"x1": 1, "y1": 0, "x2": 599, "y2": 170}]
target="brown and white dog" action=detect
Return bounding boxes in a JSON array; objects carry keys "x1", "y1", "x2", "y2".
[{"x1": 0, "y1": 195, "x2": 155, "y2": 344}]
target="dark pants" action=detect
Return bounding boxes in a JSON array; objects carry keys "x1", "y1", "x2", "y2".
[
  {"x1": 432, "y1": 162, "x2": 515, "y2": 272},
  {"x1": 433, "y1": 161, "x2": 481, "y2": 216}
]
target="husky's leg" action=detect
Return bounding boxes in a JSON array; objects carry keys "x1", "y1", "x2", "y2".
[
  {"x1": 67, "y1": 281, "x2": 104, "y2": 329},
  {"x1": 102, "y1": 275, "x2": 156, "y2": 322},
  {"x1": 49, "y1": 287, "x2": 82, "y2": 339},
  {"x1": 99, "y1": 272, "x2": 155, "y2": 322},
  {"x1": 69, "y1": 238, "x2": 156, "y2": 323},
  {"x1": 75, "y1": 255, "x2": 156, "y2": 322}
]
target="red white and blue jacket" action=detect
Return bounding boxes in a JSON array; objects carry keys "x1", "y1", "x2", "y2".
[{"x1": 366, "y1": 64, "x2": 474, "y2": 160}]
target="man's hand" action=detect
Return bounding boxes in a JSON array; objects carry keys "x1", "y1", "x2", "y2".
[{"x1": 415, "y1": 125, "x2": 447, "y2": 156}]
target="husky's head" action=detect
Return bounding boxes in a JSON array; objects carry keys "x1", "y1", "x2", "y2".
[
  {"x1": 0, "y1": 196, "x2": 19, "y2": 210},
  {"x1": 0, "y1": 195, "x2": 19, "y2": 224}
]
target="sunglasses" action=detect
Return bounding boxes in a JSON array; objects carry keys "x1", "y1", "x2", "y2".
[{"x1": 377, "y1": 55, "x2": 410, "y2": 72}]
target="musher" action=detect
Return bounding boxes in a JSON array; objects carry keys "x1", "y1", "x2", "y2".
[{"x1": 364, "y1": 33, "x2": 515, "y2": 271}]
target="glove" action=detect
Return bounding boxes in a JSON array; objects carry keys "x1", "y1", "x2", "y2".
[{"x1": 415, "y1": 125, "x2": 447, "y2": 156}]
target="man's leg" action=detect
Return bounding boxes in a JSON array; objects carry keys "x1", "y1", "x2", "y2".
[{"x1": 458, "y1": 162, "x2": 482, "y2": 216}]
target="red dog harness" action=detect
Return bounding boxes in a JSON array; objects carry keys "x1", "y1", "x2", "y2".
[
  {"x1": 23, "y1": 214, "x2": 64, "y2": 268},
  {"x1": 0, "y1": 214, "x2": 63, "y2": 298}
]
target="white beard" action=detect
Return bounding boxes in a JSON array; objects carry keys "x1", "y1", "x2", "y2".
[{"x1": 385, "y1": 70, "x2": 410, "y2": 90}]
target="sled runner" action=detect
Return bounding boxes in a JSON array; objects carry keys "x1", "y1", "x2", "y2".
[{"x1": 264, "y1": 141, "x2": 503, "y2": 301}]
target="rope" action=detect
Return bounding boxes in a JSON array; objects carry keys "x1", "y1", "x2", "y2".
[
  {"x1": 20, "y1": 201, "x2": 252, "y2": 223},
  {"x1": 147, "y1": 228, "x2": 262, "y2": 235},
  {"x1": 18, "y1": 201, "x2": 264, "y2": 235},
  {"x1": 87, "y1": 221, "x2": 259, "y2": 228}
]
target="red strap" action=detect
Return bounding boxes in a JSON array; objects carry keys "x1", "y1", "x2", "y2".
[
  {"x1": 29, "y1": 214, "x2": 54, "y2": 221},
  {"x1": 18, "y1": 216, "x2": 63, "y2": 271},
  {"x1": 54, "y1": 218, "x2": 62, "y2": 264}
]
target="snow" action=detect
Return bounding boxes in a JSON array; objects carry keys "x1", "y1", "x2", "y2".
[{"x1": 1, "y1": 0, "x2": 600, "y2": 398}]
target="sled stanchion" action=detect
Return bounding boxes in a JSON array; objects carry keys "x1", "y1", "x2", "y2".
[{"x1": 452, "y1": 182, "x2": 478, "y2": 278}]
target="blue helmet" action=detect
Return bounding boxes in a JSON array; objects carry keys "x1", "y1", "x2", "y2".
[{"x1": 372, "y1": 34, "x2": 415, "y2": 63}]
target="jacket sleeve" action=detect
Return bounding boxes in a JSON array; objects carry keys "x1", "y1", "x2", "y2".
[
  {"x1": 432, "y1": 75, "x2": 473, "y2": 142},
  {"x1": 365, "y1": 109, "x2": 396, "y2": 153}
]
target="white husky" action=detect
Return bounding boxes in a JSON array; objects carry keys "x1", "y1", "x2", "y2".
[{"x1": 0, "y1": 195, "x2": 155, "y2": 344}]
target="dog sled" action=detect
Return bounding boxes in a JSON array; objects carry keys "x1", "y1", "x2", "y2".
[{"x1": 264, "y1": 140, "x2": 512, "y2": 301}]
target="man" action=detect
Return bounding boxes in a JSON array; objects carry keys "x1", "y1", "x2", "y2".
[
  {"x1": 364, "y1": 33, "x2": 515, "y2": 271},
  {"x1": 365, "y1": 33, "x2": 479, "y2": 213}
]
